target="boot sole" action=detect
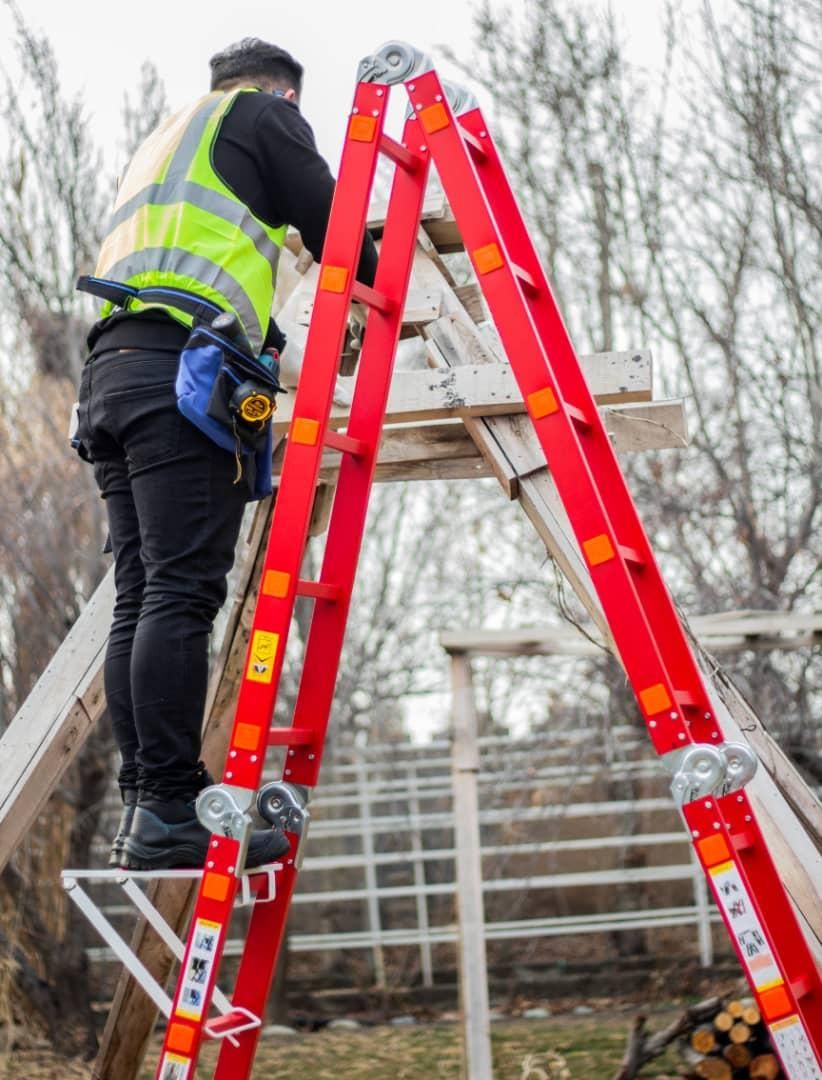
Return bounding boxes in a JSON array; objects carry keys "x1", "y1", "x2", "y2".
[{"x1": 123, "y1": 835, "x2": 291, "y2": 872}]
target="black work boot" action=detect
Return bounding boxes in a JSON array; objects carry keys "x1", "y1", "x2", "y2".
[
  {"x1": 108, "y1": 787, "x2": 138, "y2": 868},
  {"x1": 122, "y1": 796, "x2": 290, "y2": 871}
]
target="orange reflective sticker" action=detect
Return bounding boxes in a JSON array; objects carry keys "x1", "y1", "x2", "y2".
[
  {"x1": 348, "y1": 114, "x2": 377, "y2": 142},
  {"x1": 167, "y1": 1023, "x2": 194, "y2": 1054},
  {"x1": 759, "y1": 984, "x2": 791, "y2": 1021},
  {"x1": 473, "y1": 242, "x2": 504, "y2": 275},
  {"x1": 263, "y1": 569, "x2": 291, "y2": 597},
  {"x1": 527, "y1": 387, "x2": 559, "y2": 419},
  {"x1": 583, "y1": 533, "x2": 616, "y2": 567},
  {"x1": 319, "y1": 265, "x2": 348, "y2": 293},
  {"x1": 419, "y1": 102, "x2": 450, "y2": 134},
  {"x1": 233, "y1": 722, "x2": 261, "y2": 751},
  {"x1": 202, "y1": 872, "x2": 230, "y2": 902},
  {"x1": 697, "y1": 834, "x2": 731, "y2": 867},
  {"x1": 639, "y1": 683, "x2": 673, "y2": 715},
  {"x1": 291, "y1": 418, "x2": 319, "y2": 445}
]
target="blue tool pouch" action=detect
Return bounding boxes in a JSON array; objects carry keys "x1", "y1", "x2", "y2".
[{"x1": 176, "y1": 324, "x2": 283, "y2": 500}]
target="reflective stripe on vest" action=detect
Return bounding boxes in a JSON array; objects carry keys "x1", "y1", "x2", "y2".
[{"x1": 95, "y1": 90, "x2": 285, "y2": 354}]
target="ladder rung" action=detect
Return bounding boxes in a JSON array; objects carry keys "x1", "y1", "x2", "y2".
[
  {"x1": 295, "y1": 579, "x2": 341, "y2": 601},
  {"x1": 324, "y1": 430, "x2": 368, "y2": 456},
  {"x1": 267, "y1": 727, "x2": 315, "y2": 746},
  {"x1": 351, "y1": 280, "x2": 394, "y2": 314},
  {"x1": 459, "y1": 125, "x2": 487, "y2": 158},
  {"x1": 618, "y1": 544, "x2": 645, "y2": 568},
  {"x1": 512, "y1": 263, "x2": 539, "y2": 295},
  {"x1": 567, "y1": 404, "x2": 591, "y2": 430},
  {"x1": 791, "y1": 973, "x2": 814, "y2": 1000},
  {"x1": 731, "y1": 829, "x2": 756, "y2": 853},
  {"x1": 204, "y1": 1008, "x2": 261, "y2": 1041},
  {"x1": 674, "y1": 689, "x2": 700, "y2": 709},
  {"x1": 379, "y1": 133, "x2": 423, "y2": 171}
]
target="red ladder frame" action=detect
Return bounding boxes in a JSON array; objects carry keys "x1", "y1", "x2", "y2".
[{"x1": 153, "y1": 64, "x2": 821, "y2": 1080}]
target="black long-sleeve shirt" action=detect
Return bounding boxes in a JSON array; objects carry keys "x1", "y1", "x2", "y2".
[{"x1": 89, "y1": 89, "x2": 378, "y2": 354}]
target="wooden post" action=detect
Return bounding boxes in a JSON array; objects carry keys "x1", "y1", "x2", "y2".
[{"x1": 450, "y1": 653, "x2": 493, "y2": 1080}]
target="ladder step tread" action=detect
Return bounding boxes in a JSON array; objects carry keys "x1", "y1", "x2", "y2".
[
  {"x1": 268, "y1": 727, "x2": 314, "y2": 746},
  {"x1": 296, "y1": 579, "x2": 341, "y2": 601},
  {"x1": 205, "y1": 1008, "x2": 261, "y2": 1039},
  {"x1": 324, "y1": 430, "x2": 368, "y2": 456}
]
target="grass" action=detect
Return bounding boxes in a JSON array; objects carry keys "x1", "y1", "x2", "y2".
[
  {"x1": 1, "y1": 1010, "x2": 686, "y2": 1078},
  {"x1": 136, "y1": 1011, "x2": 684, "y2": 1078}
]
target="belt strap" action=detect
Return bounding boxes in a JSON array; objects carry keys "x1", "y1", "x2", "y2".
[
  {"x1": 77, "y1": 274, "x2": 226, "y2": 325},
  {"x1": 77, "y1": 275, "x2": 257, "y2": 358}
]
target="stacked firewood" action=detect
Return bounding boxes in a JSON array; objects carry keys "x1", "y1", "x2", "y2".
[
  {"x1": 682, "y1": 998, "x2": 780, "y2": 1079},
  {"x1": 613, "y1": 993, "x2": 782, "y2": 1080}
]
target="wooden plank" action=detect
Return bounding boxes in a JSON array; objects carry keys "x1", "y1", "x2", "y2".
[
  {"x1": 293, "y1": 286, "x2": 442, "y2": 330},
  {"x1": 273, "y1": 352, "x2": 653, "y2": 433},
  {"x1": 271, "y1": 400, "x2": 688, "y2": 486},
  {"x1": 0, "y1": 568, "x2": 114, "y2": 872},
  {"x1": 439, "y1": 611, "x2": 822, "y2": 657}
]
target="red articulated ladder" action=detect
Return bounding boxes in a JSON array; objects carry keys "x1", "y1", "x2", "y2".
[{"x1": 69, "y1": 42, "x2": 822, "y2": 1080}]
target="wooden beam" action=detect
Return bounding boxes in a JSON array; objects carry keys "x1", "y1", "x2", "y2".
[
  {"x1": 439, "y1": 611, "x2": 822, "y2": 657},
  {"x1": 273, "y1": 351, "x2": 653, "y2": 434},
  {"x1": 0, "y1": 568, "x2": 113, "y2": 873},
  {"x1": 271, "y1": 399, "x2": 688, "y2": 486}
]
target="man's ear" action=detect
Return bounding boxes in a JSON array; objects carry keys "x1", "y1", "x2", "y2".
[{"x1": 284, "y1": 87, "x2": 297, "y2": 102}]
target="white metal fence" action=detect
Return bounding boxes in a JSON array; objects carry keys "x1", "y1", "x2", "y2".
[{"x1": 90, "y1": 726, "x2": 719, "y2": 984}]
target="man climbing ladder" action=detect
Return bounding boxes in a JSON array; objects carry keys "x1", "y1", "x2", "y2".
[
  {"x1": 68, "y1": 41, "x2": 820, "y2": 1080},
  {"x1": 72, "y1": 37, "x2": 377, "y2": 873}
]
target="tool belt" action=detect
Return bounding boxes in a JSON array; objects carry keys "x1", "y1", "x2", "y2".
[{"x1": 77, "y1": 276, "x2": 284, "y2": 500}]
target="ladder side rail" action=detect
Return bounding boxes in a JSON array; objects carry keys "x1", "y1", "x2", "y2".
[
  {"x1": 457, "y1": 104, "x2": 717, "y2": 742},
  {"x1": 214, "y1": 110, "x2": 431, "y2": 1080},
  {"x1": 153, "y1": 80, "x2": 391, "y2": 1080},
  {"x1": 687, "y1": 792, "x2": 822, "y2": 1069},
  {"x1": 403, "y1": 73, "x2": 697, "y2": 756},
  {"x1": 457, "y1": 99, "x2": 822, "y2": 1063},
  {"x1": 403, "y1": 73, "x2": 822, "y2": 1067}
]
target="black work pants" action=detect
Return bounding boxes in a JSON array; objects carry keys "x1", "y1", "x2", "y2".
[{"x1": 77, "y1": 349, "x2": 249, "y2": 798}]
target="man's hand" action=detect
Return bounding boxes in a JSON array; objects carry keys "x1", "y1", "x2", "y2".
[{"x1": 340, "y1": 301, "x2": 368, "y2": 375}]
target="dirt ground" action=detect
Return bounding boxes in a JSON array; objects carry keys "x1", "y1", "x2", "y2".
[{"x1": 0, "y1": 1008, "x2": 687, "y2": 1079}]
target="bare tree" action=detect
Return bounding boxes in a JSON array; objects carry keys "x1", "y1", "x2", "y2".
[
  {"x1": 0, "y1": 3, "x2": 147, "y2": 1054},
  {"x1": 453, "y1": 0, "x2": 821, "y2": 764}
]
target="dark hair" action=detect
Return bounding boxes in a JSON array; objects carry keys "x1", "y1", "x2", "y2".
[{"x1": 209, "y1": 38, "x2": 303, "y2": 95}]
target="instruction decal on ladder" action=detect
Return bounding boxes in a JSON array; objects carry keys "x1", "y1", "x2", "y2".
[
  {"x1": 770, "y1": 1016, "x2": 822, "y2": 1080},
  {"x1": 245, "y1": 630, "x2": 279, "y2": 684},
  {"x1": 708, "y1": 861, "x2": 781, "y2": 988},
  {"x1": 158, "y1": 1053, "x2": 191, "y2": 1080},
  {"x1": 175, "y1": 918, "x2": 222, "y2": 1022}
]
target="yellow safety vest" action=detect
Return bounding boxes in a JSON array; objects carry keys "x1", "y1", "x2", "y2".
[{"x1": 95, "y1": 89, "x2": 286, "y2": 355}]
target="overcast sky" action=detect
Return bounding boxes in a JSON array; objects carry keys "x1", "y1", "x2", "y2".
[{"x1": 0, "y1": 0, "x2": 669, "y2": 176}]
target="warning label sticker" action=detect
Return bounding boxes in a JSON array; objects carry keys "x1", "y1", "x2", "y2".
[
  {"x1": 245, "y1": 630, "x2": 279, "y2": 684},
  {"x1": 770, "y1": 1015, "x2": 822, "y2": 1079},
  {"x1": 708, "y1": 861, "x2": 781, "y2": 989},
  {"x1": 175, "y1": 918, "x2": 222, "y2": 1022},
  {"x1": 159, "y1": 1053, "x2": 191, "y2": 1080}
]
